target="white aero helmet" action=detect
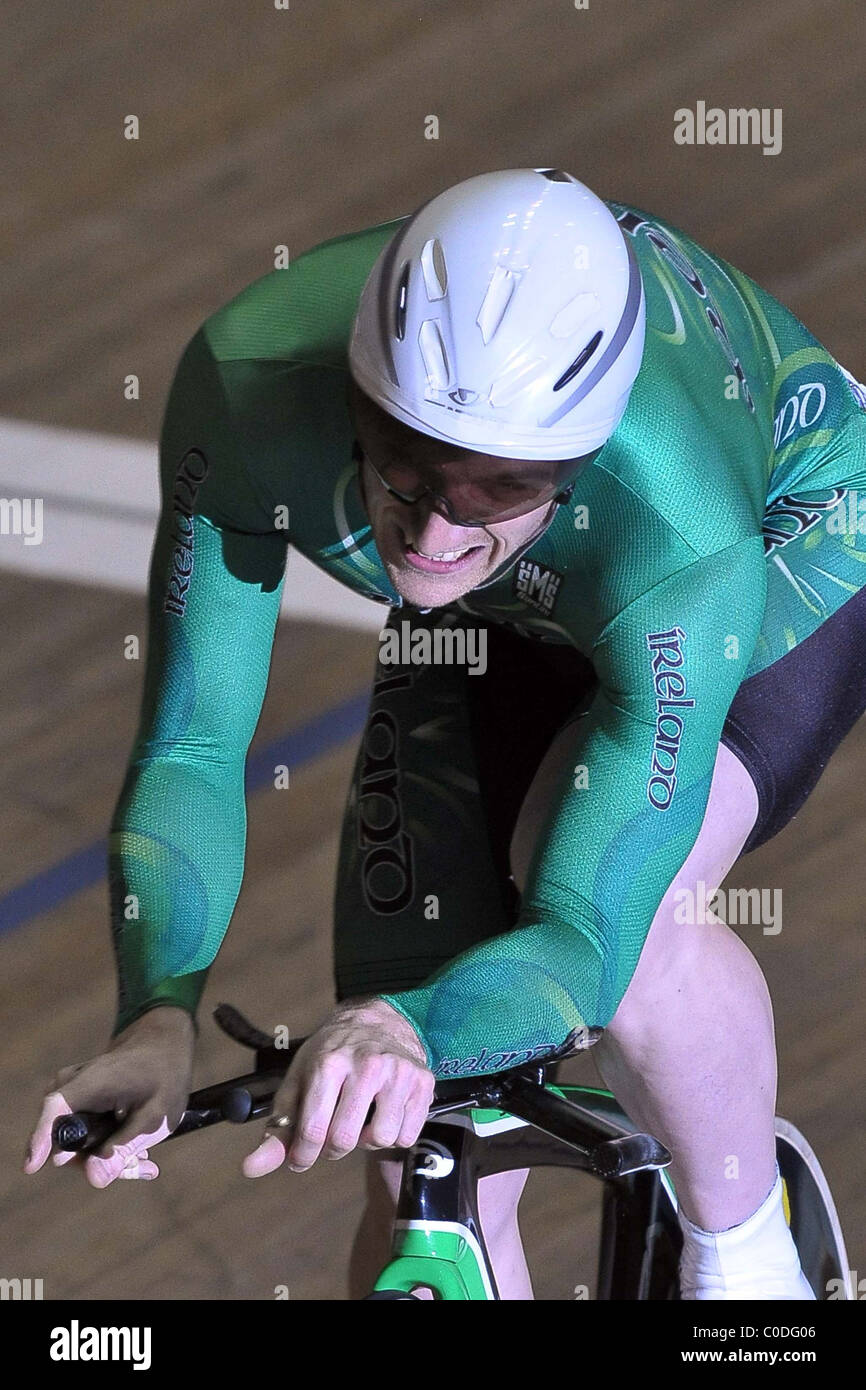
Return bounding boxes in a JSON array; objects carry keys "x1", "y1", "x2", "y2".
[{"x1": 348, "y1": 168, "x2": 645, "y2": 462}]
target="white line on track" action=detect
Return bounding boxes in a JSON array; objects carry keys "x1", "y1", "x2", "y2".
[{"x1": 0, "y1": 418, "x2": 384, "y2": 631}]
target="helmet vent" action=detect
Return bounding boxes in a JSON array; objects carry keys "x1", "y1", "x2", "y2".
[
  {"x1": 418, "y1": 318, "x2": 451, "y2": 389},
  {"x1": 536, "y1": 168, "x2": 576, "y2": 183},
  {"x1": 420, "y1": 238, "x2": 448, "y2": 300},
  {"x1": 552, "y1": 330, "x2": 603, "y2": 392},
  {"x1": 476, "y1": 264, "x2": 517, "y2": 345},
  {"x1": 394, "y1": 262, "x2": 411, "y2": 341}
]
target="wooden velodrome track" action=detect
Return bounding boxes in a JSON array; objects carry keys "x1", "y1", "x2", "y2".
[{"x1": 2, "y1": 0, "x2": 864, "y2": 1300}]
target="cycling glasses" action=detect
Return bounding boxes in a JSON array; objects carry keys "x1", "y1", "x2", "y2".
[{"x1": 353, "y1": 440, "x2": 594, "y2": 527}]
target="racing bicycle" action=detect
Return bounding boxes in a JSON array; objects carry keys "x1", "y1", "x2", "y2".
[{"x1": 53, "y1": 1003, "x2": 853, "y2": 1301}]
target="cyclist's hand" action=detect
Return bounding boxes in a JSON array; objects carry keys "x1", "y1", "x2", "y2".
[
  {"x1": 24, "y1": 1005, "x2": 195, "y2": 1189},
  {"x1": 243, "y1": 998, "x2": 433, "y2": 1177}
]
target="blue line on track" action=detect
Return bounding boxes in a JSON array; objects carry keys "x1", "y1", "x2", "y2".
[{"x1": 0, "y1": 691, "x2": 371, "y2": 936}]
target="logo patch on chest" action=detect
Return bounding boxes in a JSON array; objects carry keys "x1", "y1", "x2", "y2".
[{"x1": 513, "y1": 559, "x2": 563, "y2": 616}]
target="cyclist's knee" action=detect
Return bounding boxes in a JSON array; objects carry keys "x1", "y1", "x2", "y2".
[{"x1": 477, "y1": 1167, "x2": 531, "y2": 1238}]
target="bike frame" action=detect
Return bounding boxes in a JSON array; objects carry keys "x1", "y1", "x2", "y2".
[
  {"x1": 374, "y1": 1087, "x2": 853, "y2": 1301},
  {"x1": 374, "y1": 1084, "x2": 682, "y2": 1300}
]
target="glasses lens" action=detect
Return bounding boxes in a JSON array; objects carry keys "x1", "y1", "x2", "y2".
[
  {"x1": 442, "y1": 469, "x2": 562, "y2": 523},
  {"x1": 375, "y1": 457, "x2": 427, "y2": 498},
  {"x1": 371, "y1": 455, "x2": 573, "y2": 524}
]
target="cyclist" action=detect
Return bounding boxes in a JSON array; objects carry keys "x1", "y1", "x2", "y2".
[{"x1": 26, "y1": 169, "x2": 866, "y2": 1301}]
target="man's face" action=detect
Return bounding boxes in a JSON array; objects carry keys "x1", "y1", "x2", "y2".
[{"x1": 349, "y1": 381, "x2": 560, "y2": 608}]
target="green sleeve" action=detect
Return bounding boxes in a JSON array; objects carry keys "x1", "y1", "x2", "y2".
[
  {"x1": 382, "y1": 538, "x2": 766, "y2": 1077},
  {"x1": 108, "y1": 333, "x2": 288, "y2": 1035}
]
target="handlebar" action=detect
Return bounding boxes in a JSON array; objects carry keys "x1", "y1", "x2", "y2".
[{"x1": 50, "y1": 1003, "x2": 671, "y2": 1179}]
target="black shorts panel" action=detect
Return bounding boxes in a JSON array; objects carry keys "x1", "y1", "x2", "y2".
[
  {"x1": 332, "y1": 616, "x2": 597, "y2": 1003},
  {"x1": 721, "y1": 583, "x2": 866, "y2": 853}
]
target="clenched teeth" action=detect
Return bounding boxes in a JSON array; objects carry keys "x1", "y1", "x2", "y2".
[{"x1": 413, "y1": 545, "x2": 476, "y2": 561}]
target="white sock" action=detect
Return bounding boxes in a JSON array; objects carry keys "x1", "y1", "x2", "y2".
[{"x1": 678, "y1": 1167, "x2": 816, "y2": 1300}]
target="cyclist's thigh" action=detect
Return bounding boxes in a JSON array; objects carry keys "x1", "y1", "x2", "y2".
[
  {"x1": 511, "y1": 722, "x2": 760, "y2": 901},
  {"x1": 611, "y1": 741, "x2": 761, "y2": 999},
  {"x1": 333, "y1": 609, "x2": 597, "y2": 1001}
]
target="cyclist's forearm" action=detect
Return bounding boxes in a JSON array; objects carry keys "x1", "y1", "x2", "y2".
[
  {"x1": 108, "y1": 755, "x2": 248, "y2": 1034},
  {"x1": 379, "y1": 909, "x2": 596, "y2": 1079}
]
